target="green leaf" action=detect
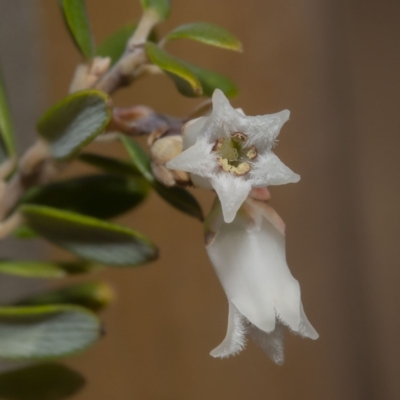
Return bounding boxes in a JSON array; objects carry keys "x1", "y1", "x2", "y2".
[
  {"x1": 140, "y1": 0, "x2": 171, "y2": 20},
  {"x1": 0, "y1": 305, "x2": 100, "y2": 360},
  {"x1": 17, "y1": 281, "x2": 114, "y2": 312},
  {"x1": 0, "y1": 260, "x2": 101, "y2": 279},
  {"x1": 119, "y1": 135, "x2": 154, "y2": 182},
  {"x1": 21, "y1": 205, "x2": 158, "y2": 266},
  {"x1": 59, "y1": 0, "x2": 95, "y2": 59},
  {"x1": 165, "y1": 22, "x2": 242, "y2": 52},
  {"x1": 37, "y1": 90, "x2": 111, "y2": 160},
  {"x1": 121, "y1": 136, "x2": 204, "y2": 221},
  {"x1": 0, "y1": 70, "x2": 16, "y2": 163},
  {"x1": 0, "y1": 363, "x2": 85, "y2": 400},
  {"x1": 145, "y1": 42, "x2": 202, "y2": 97},
  {"x1": 22, "y1": 174, "x2": 150, "y2": 219},
  {"x1": 154, "y1": 182, "x2": 204, "y2": 221},
  {"x1": 183, "y1": 62, "x2": 238, "y2": 97},
  {"x1": 79, "y1": 152, "x2": 141, "y2": 177},
  {"x1": 96, "y1": 23, "x2": 158, "y2": 66}
]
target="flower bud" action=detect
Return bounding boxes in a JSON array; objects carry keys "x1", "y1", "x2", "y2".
[{"x1": 150, "y1": 134, "x2": 190, "y2": 186}]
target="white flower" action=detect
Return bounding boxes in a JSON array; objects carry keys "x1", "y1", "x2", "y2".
[
  {"x1": 205, "y1": 198, "x2": 318, "y2": 364},
  {"x1": 166, "y1": 89, "x2": 300, "y2": 223}
]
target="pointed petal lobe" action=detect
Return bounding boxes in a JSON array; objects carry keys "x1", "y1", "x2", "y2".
[
  {"x1": 210, "y1": 174, "x2": 251, "y2": 223},
  {"x1": 250, "y1": 151, "x2": 300, "y2": 187},
  {"x1": 210, "y1": 302, "x2": 247, "y2": 358}
]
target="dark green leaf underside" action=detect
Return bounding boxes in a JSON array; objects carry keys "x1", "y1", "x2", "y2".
[
  {"x1": 154, "y1": 182, "x2": 204, "y2": 221},
  {"x1": 0, "y1": 363, "x2": 85, "y2": 400},
  {"x1": 22, "y1": 174, "x2": 149, "y2": 219},
  {"x1": 79, "y1": 152, "x2": 141, "y2": 177}
]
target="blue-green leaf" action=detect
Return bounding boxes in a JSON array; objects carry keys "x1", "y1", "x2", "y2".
[
  {"x1": 0, "y1": 305, "x2": 100, "y2": 360},
  {"x1": 21, "y1": 205, "x2": 158, "y2": 266},
  {"x1": 59, "y1": 0, "x2": 95, "y2": 59},
  {"x1": 37, "y1": 90, "x2": 111, "y2": 160}
]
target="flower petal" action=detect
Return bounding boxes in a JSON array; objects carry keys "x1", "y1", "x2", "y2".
[
  {"x1": 210, "y1": 302, "x2": 247, "y2": 358},
  {"x1": 202, "y1": 90, "x2": 244, "y2": 142},
  {"x1": 206, "y1": 201, "x2": 302, "y2": 333},
  {"x1": 250, "y1": 152, "x2": 300, "y2": 187},
  {"x1": 210, "y1": 174, "x2": 252, "y2": 223},
  {"x1": 249, "y1": 323, "x2": 286, "y2": 365},
  {"x1": 182, "y1": 116, "x2": 208, "y2": 150},
  {"x1": 299, "y1": 302, "x2": 319, "y2": 340},
  {"x1": 166, "y1": 139, "x2": 216, "y2": 176},
  {"x1": 244, "y1": 110, "x2": 290, "y2": 151}
]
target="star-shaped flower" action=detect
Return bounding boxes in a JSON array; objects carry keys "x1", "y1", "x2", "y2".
[{"x1": 167, "y1": 89, "x2": 300, "y2": 223}]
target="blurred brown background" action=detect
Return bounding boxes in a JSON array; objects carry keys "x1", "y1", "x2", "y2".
[{"x1": 2, "y1": 0, "x2": 400, "y2": 399}]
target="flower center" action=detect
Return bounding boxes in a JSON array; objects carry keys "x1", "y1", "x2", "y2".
[{"x1": 213, "y1": 132, "x2": 257, "y2": 176}]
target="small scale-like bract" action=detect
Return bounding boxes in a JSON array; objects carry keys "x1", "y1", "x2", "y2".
[
  {"x1": 167, "y1": 89, "x2": 299, "y2": 223},
  {"x1": 205, "y1": 199, "x2": 318, "y2": 364}
]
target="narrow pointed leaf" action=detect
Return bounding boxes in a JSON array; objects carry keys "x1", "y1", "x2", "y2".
[
  {"x1": 165, "y1": 22, "x2": 242, "y2": 52},
  {"x1": 120, "y1": 135, "x2": 154, "y2": 182},
  {"x1": 0, "y1": 305, "x2": 100, "y2": 360},
  {"x1": 79, "y1": 152, "x2": 141, "y2": 177},
  {"x1": 140, "y1": 0, "x2": 171, "y2": 20},
  {"x1": 96, "y1": 24, "x2": 158, "y2": 66},
  {"x1": 0, "y1": 260, "x2": 101, "y2": 279},
  {"x1": 22, "y1": 174, "x2": 150, "y2": 219},
  {"x1": 0, "y1": 70, "x2": 16, "y2": 163},
  {"x1": 121, "y1": 136, "x2": 203, "y2": 220},
  {"x1": 17, "y1": 281, "x2": 114, "y2": 312},
  {"x1": 37, "y1": 90, "x2": 111, "y2": 160},
  {"x1": 0, "y1": 363, "x2": 85, "y2": 400},
  {"x1": 183, "y1": 62, "x2": 238, "y2": 97},
  {"x1": 21, "y1": 205, "x2": 158, "y2": 266},
  {"x1": 153, "y1": 182, "x2": 204, "y2": 221},
  {"x1": 145, "y1": 42, "x2": 202, "y2": 97},
  {"x1": 59, "y1": 0, "x2": 95, "y2": 59}
]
